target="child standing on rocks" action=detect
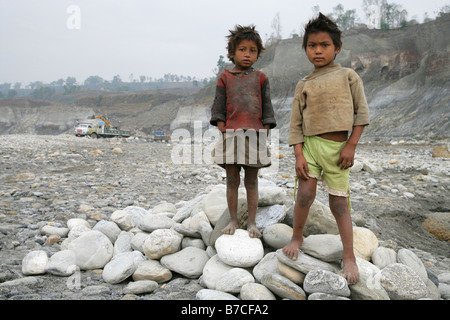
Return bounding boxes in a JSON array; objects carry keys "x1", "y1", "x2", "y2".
[
  {"x1": 282, "y1": 13, "x2": 370, "y2": 284},
  {"x1": 210, "y1": 25, "x2": 277, "y2": 238}
]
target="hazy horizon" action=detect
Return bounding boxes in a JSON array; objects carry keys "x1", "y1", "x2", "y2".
[{"x1": 0, "y1": 0, "x2": 448, "y2": 87}]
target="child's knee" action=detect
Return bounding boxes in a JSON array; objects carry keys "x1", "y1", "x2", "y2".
[
  {"x1": 329, "y1": 195, "x2": 348, "y2": 216},
  {"x1": 297, "y1": 190, "x2": 315, "y2": 208}
]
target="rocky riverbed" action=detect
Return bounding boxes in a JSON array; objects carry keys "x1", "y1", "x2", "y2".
[{"x1": 0, "y1": 134, "x2": 449, "y2": 301}]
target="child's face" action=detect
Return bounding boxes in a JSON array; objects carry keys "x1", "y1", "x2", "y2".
[
  {"x1": 305, "y1": 31, "x2": 341, "y2": 69},
  {"x1": 230, "y1": 39, "x2": 259, "y2": 71}
]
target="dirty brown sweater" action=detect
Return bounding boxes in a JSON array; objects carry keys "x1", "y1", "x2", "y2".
[{"x1": 289, "y1": 64, "x2": 370, "y2": 146}]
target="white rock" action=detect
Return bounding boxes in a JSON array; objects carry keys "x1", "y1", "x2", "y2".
[
  {"x1": 160, "y1": 247, "x2": 209, "y2": 278},
  {"x1": 152, "y1": 202, "x2": 177, "y2": 214},
  {"x1": 371, "y1": 247, "x2": 397, "y2": 269},
  {"x1": 110, "y1": 210, "x2": 135, "y2": 231},
  {"x1": 397, "y1": 248, "x2": 428, "y2": 283},
  {"x1": 258, "y1": 186, "x2": 286, "y2": 206},
  {"x1": 196, "y1": 289, "x2": 239, "y2": 300},
  {"x1": 142, "y1": 229, "x2": 182, "y2": 259},
  {"x1": 40, "y1": 225, "x2": 69, "y2": 238},
  {"x1": 67, "y1": 218, "x2": 91, "y2": 230},
  {"x1": 45, "y1": 250, "x2": 77, "y2": 276},
  {"x1": 302, "y1": 234, "x2": 343, "y2": 262},
  {"x1": 92, "y1": 220, "x2": 121, "y2": 243},
  {"x1": 123, "y1": 206, "x2": 148, "y2": 226},
  {"x1": 22, "y1": 250, "x2": 48, "y2": 275},
  {"x1": 276, "y1": 249, "x2": 336, "y2": 274},
  {"x1": 130, "y1": 232, "x2": 149, "y2": 253},
  {"x1": 139, "y1": 214, "x2": 176, "y2": 232},
  {"x1": 215, "y1": 229, "x2": 264, "y2": 267},
  {"x1": 380, "y1": 263, "x2": 428, "y2": 300},
  {"x1": 202, "y1": 255, "x2": 234, "y2": 290},
  {"x1": 261, "y1": 273, "x2": 306, "y2": 300},
  {"x1": 102, "y1": 251, "x2": 145, "y2": 284},
  {"x1": 353, "y1": 226, "x2": 379, "y2": 261},
  {"x1": 303, "y1": 269, "x2": 350, "y2": 297},
  {"x1": 215, "y1": 268, "x2": 255, "y2": 293},
  {"x1": 68, "y1": 230, "x2": 114, "y2": 270},
  {"x1": 113, "y1": 231, "x2": 134, "y2": 256},
  {"x1": 240, "y1": 283, "x2": 277, "y2": 300},
  {"x1": 123, "y1": 280, "x2": 159, "y2": 295},
  {"x1": 252, "y1": 252, "x2": 280, "y2": 282},
  {"x1": 132, "y1": 259, "x2": 172, "y2": 283},
  {"x1": 256, "y1": 204, "x2": 286, "y2": 232},
  {"x1": 262, "y1": 223, "x2": 292, "y2": 249}
]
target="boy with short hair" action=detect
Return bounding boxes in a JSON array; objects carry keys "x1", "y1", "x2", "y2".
[
  {"x1": 210, "y1": 25, "x2": 277, "y2": 238},
  {"x1": 283, "y1": 13, "x2": 370, "y2": 284}
]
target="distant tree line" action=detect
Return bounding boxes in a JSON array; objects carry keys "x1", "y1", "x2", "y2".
[{"x1": 0, "y1": 73, "x2": 213, "y2": 99}]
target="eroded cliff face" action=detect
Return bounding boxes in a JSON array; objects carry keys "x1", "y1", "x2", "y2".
[{"x1": 262, "y1": 13, "x2": 449, "y2": 142}]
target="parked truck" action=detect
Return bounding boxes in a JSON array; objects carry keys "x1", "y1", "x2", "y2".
[
  {"x1": 152, "y1": 129, "x2": 170, "y2": 142},
  {"x1": 74, "y1": 115, "x2": 131, "y2": 138}
]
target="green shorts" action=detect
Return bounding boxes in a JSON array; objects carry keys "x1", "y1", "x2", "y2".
[{"x1": 303, "y1": 135, "x2": 350, "y2": 198}]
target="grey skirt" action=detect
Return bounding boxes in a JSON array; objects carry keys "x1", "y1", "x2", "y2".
[{"x1": 212, "y1": 130, "x2": 271, "y2": 168}]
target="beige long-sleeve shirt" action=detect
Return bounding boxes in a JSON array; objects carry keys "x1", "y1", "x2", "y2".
[{"x1": 289, "y1": 64, "x2": 370, "y2": 146}]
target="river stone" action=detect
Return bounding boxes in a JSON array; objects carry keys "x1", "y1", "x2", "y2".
[
  {"x1": 160, "y1": 246, "x2": 209, "y2": 278},
  {"x1": 240, "y1": 283, "x2": 277, "y2": 300},
  {"x1": 252, "y1": 252, "x2": 280, "y2": 282},
  {"x1": 215, "y1": 229, "x2": 264, "y2": 267},
  {"x1": 113, "y1": 231, "x2": 134, "y2": 256},
  {"x1": 92, "y1": 220, "x2": 121, "y2": 243},
  {"x1": 276, "y1": 249, "x2": 336, "y2": 274},
  {"x1": 303, "y1": 200, "x2": 339, "y2": 236},
  {"x1": 380, "y1": 263, "x2": 428, "y2": 300},
  {"x1": 123, "y1": 280, "x2": 159, "y2": 295},
  {"x1": 110, "y1": 210, "x2": 135, "y2": 231},
  {"x1": 40, "y1": 225, "x2": 69, "y2": 238},
  {"x1": 45, "y1": 250, "x2": 77, "y2": 276},
  {"x1": 196, "y1": 289, "x2": 239, "y2": 300},
  {"x1": 132, "y1": 259, "x2": 172, "y2": 283},
  {"x1": 139, "y1": 214, "x2": 176, "y2": 232},
  {"x1": 202, "y1": 254, "x2": 235, "y2": 290},
  {"x1": 255, "y1": 205, "x2": 286, "y2": 232},
  {"x1": 303, "y1": 269, "x2": 351, "y2": 297},
  {"x1": 215, "y1": 268, "x2": 255, "y2": 293},
  {"x1": 102, "y1": 251, "x2": 145, "y2": 284},
  {"x1": 353, "y1": 226, "x2": 379, "y2": 260},
  {"x1": 262, "y1": 223, "x2": 292, "y2": 249},
  {"x1": 371, "y1": 246, "x2": 397, "y2": 269},
  {"x1": 397, "y1": 248, "x2": 428, "y2": 283},
  {"x1": 302, "y1": 234, "x2": 343, "y2": 262},
  {"x1": 22, "y1": 250, "x2": 48, "y2": 275},
  {"x1": 67, "y1": 218, "x2": 91, "y2": 230},
  {"x1": 260, "y1": 273, "x2": 306, "y2": 300},
  {"x1": 142, "y1": 229, "x2": 182, "y2": 259},
  {"x1": 68, "y1": 230, "x2": 114, "y2": 270}
]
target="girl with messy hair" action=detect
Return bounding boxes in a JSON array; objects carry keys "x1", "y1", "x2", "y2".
[{"x1": 210, "y1": 25, "x2": 277, "y2": 238}]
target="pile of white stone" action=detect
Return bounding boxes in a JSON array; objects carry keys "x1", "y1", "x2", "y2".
[{"x1": 20, "y1": 179, "x2": 443, "y2": 300}]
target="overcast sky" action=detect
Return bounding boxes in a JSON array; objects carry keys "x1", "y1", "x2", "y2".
[{"x1": 0, "y1": 0, "x2": 448, "y2": 86}]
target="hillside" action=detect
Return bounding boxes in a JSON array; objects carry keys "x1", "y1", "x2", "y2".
[
  {"x1": 262, "y1": 13, "x2": 450, "y2": 142},
  {"x1": 0, "y1": 14, "x2": 449, "y2": 142}
]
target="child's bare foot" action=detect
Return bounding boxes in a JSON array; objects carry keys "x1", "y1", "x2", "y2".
[
  {"x1": 342, "y1": 257, "x2": 359, "y2": 285},
  {"x1": 221, "y1": 220, "x2": 238, "y2": 235},
  {"x1": 282, "y1": 238, "x2": 303, "y2": 260},
  {"x1": 247, "y1": 224, "x2": 261, "y2": 238}
]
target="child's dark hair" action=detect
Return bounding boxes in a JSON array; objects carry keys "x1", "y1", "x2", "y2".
[
  {"x1": 226, "y1": 25, "x2": 265, "y2": 63},
  {"x1": 302, "y1": 13, "x2": 342, "y2": 50}
]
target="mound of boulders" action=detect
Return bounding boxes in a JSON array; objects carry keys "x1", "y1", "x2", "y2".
[{"x1": 19, "y1": 179, "x2": 443, "y2": 300}]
